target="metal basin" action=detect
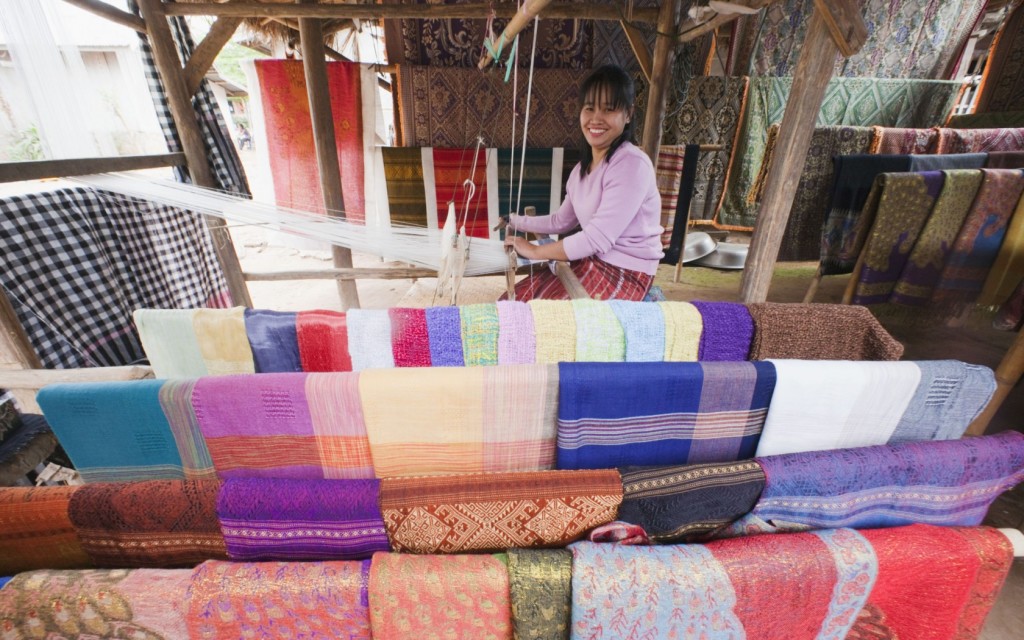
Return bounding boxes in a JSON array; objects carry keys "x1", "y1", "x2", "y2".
[
  {"x1": 691, "y1": 241, "x2": 749, "y2": 270},
  {"x1": 682, "y1": 232, "x2": 718, "y2": 263}
]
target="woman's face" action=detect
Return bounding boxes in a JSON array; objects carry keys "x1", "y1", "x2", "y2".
[{"x1": 580, "y1": 87, "x2": 630, "y2": 155}]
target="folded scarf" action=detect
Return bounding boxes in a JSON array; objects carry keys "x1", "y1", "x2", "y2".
[
  {"x1": 380, "y1": 469, "x2": 622, "y2": 553},
  {"x1": 935, "y1": 127, "x2": 1024, "y2": 154},
  {"x1": 217, "y1": 478, "x2": 388, "y2": 561},
  {"x1": 618, "y1": 461, "x2": 766, "y2": 542},
  {"x1": 891, "y1": 170, "x2": 986, "y2": 306},
  {"x1": 979, "y1": 191, "x2": 1024, "y2": 306},
  {"x1": 461, "y1": 303, "x2": 500, "y2": 366},
  {"x1": 0, "y1": 568, "x2": 191, "y2": 639},
  {"x1": 347, "y1": 309, "x2": 395, "y2": 371},
  {"x1": 368, "y1": 553, "x2": 512, "y2": 640},
  {"x1": 425, "y1": 305, "x2": 465, "y2": 366},
  {"x1": 870, "y1": 126, "x2": 938, "y2": 154},
  {"x1": 243, "y1": 309, "x2": 301, "y2": 372},
  {"x1": 496, "y1": 300, "x2": 536, "y2": 364},
  {"x1": 572, "y1": 300, "x2": 625, "y2": 361},
  {"x1": 587, "y1": 521, "x2": 651, "y2": 545},
  {"x1": 890, "y1": 360, "x2": 996, "y2": 442},
  {"x1": 296, "y1": 309, "x2": 353, "y2": 371},
  {"x1": 658, "y1": 301, "x2": 702, "y2": 361},
  {"x1": 570, "y1": 528, "x2": 875, "y2": 639},
  {"x1": 747, "y1": 303, "x2": 904, "y2": 360},
  {"x1": 68, "y1": 480, "x2": 226, "y2": 567},
  {"x1": 530, "y1": 300, "x2": 577, "y2": 363},
  {"x1": 133, "y1": 309, "x2": 208, "y2": 378},
  {"x1": 756, "y1": 360, "x2": 924, "y2": 457},
  {"x1": 37, "y1": 381, "x2": 184, "y2": 482},
  {"x1": 389, "y1": 307, "x2": 432, "y2": 367},
  {"x1": 159, "y1": 379, "x2": 216, "y2": 480},
  {"x1": 361, "y1": 365, "x2": 558, "y2": 476},
  {"x1": 691, "y1": 301, "x2": 754, "y2": 360},
  {"x1": 557, "y1": 362, "x2": 776, "y2": 469},
  {"x1": 187, "y1": 560, "x2": 371, "y2": 639},
  {"x1": 608, "y1": 300, "x2": 665, "y2": 362},
  {"x1": 192, "y1": 307, "x2": 255, "y2": 375},
  {"x1": 507, "y1": 549, "x2": 573, "y2": 640},
  {"x1": 0, "y1": 486, "x2": 91, "y2": 574},
  {"x1": 754, "y1": 432, "x2": 1024, "y2": 530}
]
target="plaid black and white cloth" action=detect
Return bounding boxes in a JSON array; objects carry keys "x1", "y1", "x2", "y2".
[{"x1": 0, "y1": 188, "x2": 229, "y2": 369}]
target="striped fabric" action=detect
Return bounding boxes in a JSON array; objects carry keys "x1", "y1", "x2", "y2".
[
  {"x1": 192, "y1": 308, "x2": 255, "y2": 375},
  {"x1": 425, "y1": 306, "x2": 464, "y2": 366},
  {"x1": 658, "y1": 302, "x2": 702, "y2": 361},
  {"x1": 389, "y1": 308, "x2": 431, "y2": 367},
  {"x1": 572, "y1": 299, "x2": 626, "y2": 362},
  {"x1": 360, "y1": 365, "x2": 558, "y2": 477},
  {"x1": 609, "y1": 301, "x2": 666, "y2": 362},
  {"x1": 159, "y1": 379, "x2": 216, "y2": 480},
  {"x1": 460, "y1": 303, "x2": 500, "y2": 366},
  {"x1": 557, "y1": 362, "x2": 777, "y2": 469},
  {"x1": 296, "y1": 310, "x2": 353, "y2": 372},
  {"x1": 305, "y1": 373, "x2": 376, "y2": 479},
  {"x1": 656, "y1": 145, "x2": 686, "y2": 247},
  {"x1": 530, "y1": 300, "x2": 577, "y2": 363},
  {"x1": 381, "y1": 470, "x2": 622, "y2": 553},
  {"x1": 496, "y1": 300, "x2": 536, "y2": 364},
  {"x1": 347, "y1": 310, "x2": 395, "y2": 371},
  {"x1": 133, "y1": 309, "x2": 208, "y2": 378}
]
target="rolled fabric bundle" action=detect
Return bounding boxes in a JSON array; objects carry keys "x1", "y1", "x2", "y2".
[
  {"x1": 530, "y1": 300, "x2": 577, "y2": 363},
  {"x1": 0, "y1": 568, "x2": 191, "y2": 639},
  {"x1": 193, "y1": 307, "x2": 255, "y2": 375},
  {"x1": 380, "y1": 469, "x2": 622, "y2": 553},
  {"x1": 369, "y1": 553, "x2": 512, "y2": 640},
  {"x1": 690, "y1": 301, "x2": 754, "y2": 361},
  {"x1": 752, "y1": 432, "x2": 1024, "y2": 530},
  {"x1": 133, "y1": 309, "x2": 208, "y2": 378},
  {"x1": 347, "y1": 309, "x2": 395, "y2": 371},
  {"x1": 747, "y1": 303, "x2": 904, "y2": 360},
  {"x1": 69, "y1": 479, "x2": 226, "y2": 567},
  {"x1": 461, "y1": 303, "x2": 500, "y2": 366},
  {"x1": 243, "y1": 309, "x2": 301, "y2": 373},
  {"x1": 217, "y1": 478, "x2": 388, "y2": 561},
  {"x1": 658, "y1": 301, "x2": 702, "y2": 361},
  {"x1": 425, "y1": 305, "x2": 465, "y2": 366},
  {"x1": 618, "y1": 460, "x2": 765, "y2": 543},
  {"x1": 572, "y1": 300, "x2": 625, "y2": 362},
  {"x1": 389, "y1": 307, "x2": 432, "y2": 367},
  {"x1": 296, "y1": 310, "x2": 353, "y2": 372},
  {"x1": 0, "y1": 486, "x2": 91, "y2": 574},
  {"x1": 187, "y1": 560, "x2": 371, "y2": 639},
  {"x1": 507, "y1": 549, "x2": 573, "y2": 640},
  {"x1": 496, "y1": 300, "x2": 536, "y2": 365},
  {"x1": 608, "y1": 300, "x2": 665, "y2": 362}
]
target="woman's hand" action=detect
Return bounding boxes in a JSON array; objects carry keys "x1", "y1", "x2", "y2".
[{"x1": 504, "y1": 235, "x2": 537, "y2": 260}]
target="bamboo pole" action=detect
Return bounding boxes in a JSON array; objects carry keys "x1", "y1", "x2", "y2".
[
  {"x1": 0, "y1": 153, "x2": 186, "y2": 183},
  {"x1": 739, "y1": 0, "x2": 866, "y2": 303},
  {"x1": 184, "y1": 17, "x2": 244, "y2": 96},
  {"x1": 802, "y1": 265, "x2": 824, "y2": 303},
  {"x1": 297, "y1": 7, "x2": 360, "y2": 310},
  {"x1": 478, "y1": 0, "x2": 555, "y2": 69},
  {"x1": 965, "y1": 328, "x2": 1024, "y2": 436},
  {"x1": 60, "y1": 0, "x2": 146, "y2": 33},
  {"x1": 641, "y1": 0, "x2": 683, "y2": 165},
  {"x1": 136, "y1": 0, "x2": 253, "y2": 308},
  {"x1": 677, "y1": 0, "x2": 772, "y2": 44}
]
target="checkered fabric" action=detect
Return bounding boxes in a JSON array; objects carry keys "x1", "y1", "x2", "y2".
[{"x1": 0, "y1": 188, "x2": 229, "y2": 368}]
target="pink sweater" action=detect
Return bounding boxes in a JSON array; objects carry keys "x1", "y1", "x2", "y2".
[{"x1": 508, "y1": 142, "x2": 664, "y2": 275}]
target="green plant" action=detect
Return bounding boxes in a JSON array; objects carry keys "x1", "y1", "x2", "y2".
[{"x1": 8, "y1": 124, "x2": 43, "y2": 161}]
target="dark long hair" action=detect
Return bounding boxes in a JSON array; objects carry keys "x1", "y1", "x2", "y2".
[{"x1": 578, "y1": 65, "x2": 636, "y2": 176}]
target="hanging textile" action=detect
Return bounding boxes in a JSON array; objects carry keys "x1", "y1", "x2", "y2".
[
  {"x1": 296, "y1": 310, "x2": 353, "y2": 372},
  {"x1": 852, "y1": 172, "x2": 946, "y2": 305},
  {"x1": 134, "y1": 309, "x2": 209, "y2": 378},
  {"x1": 0, "y1": 486, "x2": 90, "y2": 574},
  {"x1": 530, "y1": 300, "x2": 578, "y2": 363},
  {"x1": 38, "y1": 381, "x2": 184, "y2": 482},
  {"x1": 187, "y1": 560, "x2": 371, "y2": 639},
  {"x1": 753, "y1": 432, "x2": 1024, "y2": 531},
  {"x1": 747, "y1": 303, "x2": 904, "y2": 360},
  {"x1": 618, "y1": 461, "x2": 765, "y2": 542},
  {"x1": 460, "y1": 302, "x2": 500, "y2": 365},
  {"x1": 425, "y1": 305, "x2": 465, "y2": 366},
  {"x1": 690, "y1": 301, "x2": 754, "y2": 361},
  {"x1": 0, "y1": 568, "x2": 191, "y2": 639},
  {"x1": 496, "y1": 300, "x2": 536, "y2": 365},
  {"x1": 507, "y1": 549, "x2": 573, "y2": 640},
  {"x1": 572, "y1": 299, "x2": 626, "y2": 362},
  {"x1": 979, "y1": 192, "x2": 1024, "y2": 306},
  {"x1": 870, "y1": 126, "x2": 939, "y2": 154},
  {"x1": 380, "y1": 470, "x2": 622, "y2": 553},
  {"x1": 987, "y1": 150, "x2": 1024, "y2": 168},
  {"x1": 244, "y1": 309, "x2": 301, "y2": 373},
  {"x1": 658, "y1": 301, "x2": 702, "y2": 361},
  {"x1": 389, "y1": 307, "x2": 432, "y2": 367},
  {"x1": 935, "y1": 127, "x2": 1024, "y2": 154},
  {"x1": 655, "y1": 145, "x2": 686, "y2": 246},
  {"x1": 217, "y1": 478, "x2": 388, "y2": 561},
  {"x1": 381, "y1": 147, "x2": 429, "y2": 227},
  {"x1": 159, "y1": 379, "x2": 217, "y2": 480},
  {"x1": 557, "y1": 361, "x2": 776, "y2": 469},
  {"x1": 68, "y1": 479, "x2": 225, "y2": 568},
  {"x1": 891, "y1": 360, "x2": 997, "y2": 442},
  {"x1": 347, "y1": 309, "x2": 395, "y2": 371},
  {"x1": 496, "y1": 148, "x2": 558, "y2": 216},
  {"x1": 976, "y1": 2, "x2": 1024, "y2": 113},
  {"x1": 192, "y1": 307, "x2": 255, "y2": 375},
  {"x1": 608, "y1": 300, "x2": 666, "y2": 362},
  {"x1": 433, "y1": 147, "x2": 491, "y2": 238},
  {"x1": 368, "y1": 554, "x2": 512, "y2": 639}
]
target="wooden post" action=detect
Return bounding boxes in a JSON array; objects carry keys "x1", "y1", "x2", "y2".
[
  {"x1": 966, "y1": 328, "x2": 1024, "y2": 436},
  {"x1": 640, "y1": 0, "x2": 682, "y2": 165},
  {"x1": 184, "y1": 17, "x2": 243, "y2": 96},
  {"x1": 739, "y1": 0, "x2": 866, "y2": 303},
  {"x1": 620, "y1": 20, "x2": 653, "y2": 83},
  {"x1": 136, "y1": 0, "x2": 253, "y2": 308},
  {"x1": 298, "y1": 7, "x2": 361, "y2": 310}
]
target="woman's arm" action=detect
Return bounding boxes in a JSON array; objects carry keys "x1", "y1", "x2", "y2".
[
  {"x1": 562, "y1": 153, "x2": 650, "y2": 260},
  {"x1": 504, "y1": 235, "x2": 570, "y2": 261}
]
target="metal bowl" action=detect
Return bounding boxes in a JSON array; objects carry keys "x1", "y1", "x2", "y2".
[
  {"x1": 682, "y1": 232, "x2": 718, "y2": 263},
  {"x1": 691, "y1": 241, "x2": 749, "y2": 270}
]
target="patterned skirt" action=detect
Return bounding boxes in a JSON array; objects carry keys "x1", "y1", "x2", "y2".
[{"x1": 502, "y1": 256, "x2": 654, "y2": 302}]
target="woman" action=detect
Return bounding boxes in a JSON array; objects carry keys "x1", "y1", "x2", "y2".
[{"x1": 502, "y1": 64, "x2": 663, "y2": 301}]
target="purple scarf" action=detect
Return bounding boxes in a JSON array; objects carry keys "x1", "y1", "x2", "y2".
[
  {"x1": 425, "y1": 306, "x2": 464, "y2": 366},
  {"x1": 691, "y1": 302, "x2": 754, "y2": 361}
]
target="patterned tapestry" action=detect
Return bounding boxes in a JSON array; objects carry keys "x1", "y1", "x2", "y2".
[
  {"x1": 728, "y1": 0, "x2": 985, "y2": 80},
  {"x1": 717, "y1": 76, "x2": 960, "y2": 229},
  {"x1": 976, "y1": 2, "x2": 1024, "y2": 113}
]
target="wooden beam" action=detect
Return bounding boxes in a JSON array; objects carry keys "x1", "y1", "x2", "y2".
[
  {"x1": 0, "y1": 288, "x2": 42, "y2": 371},
  {"x1": 478, "y1": 0, "x2": 554, "y2": 69},
  {"x1": 185, "y1": 17, "x2": 243, "y2": 96},
  {"x1": 966, "y1": 327, "x2": 1024, "y2": 436},
  {"x1": 137, "y1": 0, "x2": 253, "y2": 308},
  {"x1": 298, "y1": 9, "x2": 360, "y2": 310},
  {"x1": 554, "y1": 263, "x2": 590, "y2": 300},
  {"x1": 245, "y1": 267, "x2": 438, "y2": 281},
  {"x1": 641, "y1": 0, "x2": 682, "y2": 165},
  {"x1": 812, "y1": 0, "x2": 868, "y2": 57},
  {"x1": 677, "y1": 0, "x2": 773, "y2": 44},
  {"x1": 0, "y1": 366, "x2": 154, "y2": 390},
  {"x1": 739, "y1": 6, "x2": 846, "y2": 302},
  {"x1": 0, "y1": 153, "x2": 186, "y2": 183},
  {"x1": 60, "y1": 0, "x2": 146, "y2": 33},
  {"x1": 620, "y1": 20, "x2": 653, "y2": 83},
  {"x1": 167, "y1": 2, "x2": 660, "y2": 22}
]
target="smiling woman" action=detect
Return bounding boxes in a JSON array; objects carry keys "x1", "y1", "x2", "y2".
[{"x1": 502, "y1": 65, "x2": 664, "y2": 301}]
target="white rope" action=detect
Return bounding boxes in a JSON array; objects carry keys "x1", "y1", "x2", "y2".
[{"x1": 70, "y1": 173, "x2": 511, "y2": 277}]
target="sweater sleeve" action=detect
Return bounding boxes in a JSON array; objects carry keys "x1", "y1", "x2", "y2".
[{"x1": 562, "y1": 152, "x2": 652, "y2": 261}]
